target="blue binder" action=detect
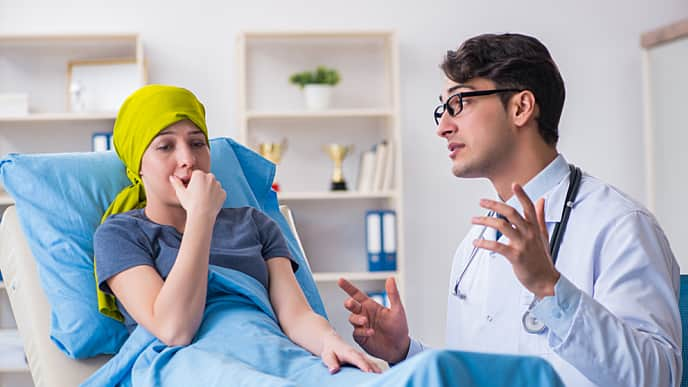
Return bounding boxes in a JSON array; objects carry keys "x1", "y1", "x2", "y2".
[
  {"x1": 91, "y1": 132, "x2": 113, "y2": 152},
  {"x1": 365, "y1": 210, "x2": 397, "y2": 271},
  {"x1": 367, "y1": 290, "x2": 390, "y2": 307}
]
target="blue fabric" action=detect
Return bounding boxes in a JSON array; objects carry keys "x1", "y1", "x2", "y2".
[
  {"x1": 0, "y1": 137, "x2": 325, "y2": 359},
  {"x1": 679, "y1": 275, "x2": 688, "y2": 387},
  {"x1": 82, "y1": 265, "x2": 564, "y2": 387}
]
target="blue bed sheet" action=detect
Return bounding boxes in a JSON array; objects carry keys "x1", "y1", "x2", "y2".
[{"x1": 82, "y1": 265, "x2": 563, "y2": 387}]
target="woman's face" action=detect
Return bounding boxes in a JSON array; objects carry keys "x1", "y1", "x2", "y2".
[{"x1": 140, "y1": 119, "x2": 210, "y2": 207}]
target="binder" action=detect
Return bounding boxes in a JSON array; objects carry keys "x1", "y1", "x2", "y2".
[
  {"x1": 366, "y1": 210, "x2": 397, "y2": 271},
  {"x1": 367, "y1": 290, "x2": 390, "y2": 307},
  {"x1": 91, "y1": 132, "x2": 110, "y2": 152}
]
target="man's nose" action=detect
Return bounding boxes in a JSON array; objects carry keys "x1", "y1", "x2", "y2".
[{"x1": 436, "y1": 113, "x2": 456, "y2": 138}]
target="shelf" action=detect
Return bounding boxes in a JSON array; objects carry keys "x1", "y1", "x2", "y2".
[
  {"x1": 0, "y1": 113, "x2": 117, "y2": 122},
  {"x1": 0, "y1": 34, "x2": 138, "y2": 55},
  {"x1": 0, "y1": 33, "x2": 138, "y2": 44},
  {"x1": 238, "y1": 31, "x2": 403, "y2": 348},
  {"x1": 245, "y1": 108, "x2": 394, "y2": 120},
  {"x1": 241, "y1": 30, "x2": 394, "y2": 40},
  {"x1": 278, "y1": 191, "x2": 396, "y2": 201},
  {"x1": 0, "y1": 366, "x2": 29, "y2": 373},
  {"x1": 313, "y1": 271, "x2": 396, "y2": 282}
]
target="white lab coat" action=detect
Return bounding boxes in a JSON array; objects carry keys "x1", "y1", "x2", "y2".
[{"x1": 443, "y1": 155, "x2": 681, "y2": 386}]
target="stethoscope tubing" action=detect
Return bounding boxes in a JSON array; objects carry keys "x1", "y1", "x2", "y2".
[{"x1": 452, "y1": 164, "x2": 583, "y2": 334}]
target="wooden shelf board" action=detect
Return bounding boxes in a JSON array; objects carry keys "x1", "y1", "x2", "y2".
[
  {"x1": 246, "y1": 109, "x2": 394, "y2": 120},
  {"x1": 0, "y1": 34, "x2": 138, "y2": 47},
  {"x1": 241, "y1": 30, "x2": 394, "y2": 39},
  {"x1": 278, "y1": 191, "x2": 396, "y2": 201},
  {"x1": 0, "y1": 113, "x2": 117, "y2": 122},
  {"x1": 313, "y1": 271, "x2": 396, "y2": 282},
  {"x1": 0, "y1": 366, "x2": 29, "y2": 373}
]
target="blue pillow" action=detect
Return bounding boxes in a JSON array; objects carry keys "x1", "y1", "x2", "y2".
[{"x1": 0, "y1": 137, "x2": 325, "y2": 359}]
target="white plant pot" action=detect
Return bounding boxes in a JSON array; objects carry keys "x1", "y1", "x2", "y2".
[{"x1": 303, "y1": 84, "x2": 333, "y2": 110}]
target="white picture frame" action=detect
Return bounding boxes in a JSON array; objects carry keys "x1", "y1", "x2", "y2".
[{"x1": 66, "y1": 59, "x2": 143, "y2": 113}]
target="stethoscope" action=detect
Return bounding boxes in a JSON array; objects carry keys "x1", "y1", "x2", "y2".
[{"x1": 451, "y1": 164, "x2": 582, "y2": 335}]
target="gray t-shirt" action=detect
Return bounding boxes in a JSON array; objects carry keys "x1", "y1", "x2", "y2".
[{"x1": 94, "y1": 206, "x2": 296, "y2": 331}]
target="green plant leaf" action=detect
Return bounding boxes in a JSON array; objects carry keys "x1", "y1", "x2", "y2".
[{"x1": 289, "y1": 66, "x2": 340, "y2": 87}]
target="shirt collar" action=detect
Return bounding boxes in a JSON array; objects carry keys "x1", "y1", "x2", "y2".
[{"x1": 502, "y1": 154, "x2": 570, "y2": 223}]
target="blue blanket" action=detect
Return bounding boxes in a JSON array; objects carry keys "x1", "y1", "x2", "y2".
[{"x1": 82, "y1": 266, "x2": 564, "y2": 387}]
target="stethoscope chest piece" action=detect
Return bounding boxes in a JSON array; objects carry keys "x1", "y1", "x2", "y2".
[{"x1": 453, "y1": 164, "x2": 582, "y2": 335}]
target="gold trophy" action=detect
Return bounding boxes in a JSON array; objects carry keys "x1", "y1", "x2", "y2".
[
  {"x1": 258, "y1": 139, "x2": 287, "y2": 192},
  {"x1": 323, "y1": 144, "x2": 353, "y2": 191}
]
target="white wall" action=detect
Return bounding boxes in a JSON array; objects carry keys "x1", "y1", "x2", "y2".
[{"x1": 1, "y1": 0, "x2": 686, "y2": 348}]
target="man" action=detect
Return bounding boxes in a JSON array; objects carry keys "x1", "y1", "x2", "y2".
[{"x1": 339, "y1": 33, "x2": 681, "y2": 387}]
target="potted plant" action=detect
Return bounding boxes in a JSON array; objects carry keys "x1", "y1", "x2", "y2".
[{"x1": 289, "y1": 66, "x2": 340, "y2": 110}]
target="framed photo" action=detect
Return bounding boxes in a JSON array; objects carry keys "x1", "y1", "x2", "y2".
[{"x1": 66, "y1": 58, "x2": 145, "y2": 113}]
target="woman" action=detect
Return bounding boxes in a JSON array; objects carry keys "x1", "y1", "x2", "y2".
[{"x1": 92, "y1": 85, "x2": 380, "y2": 382}]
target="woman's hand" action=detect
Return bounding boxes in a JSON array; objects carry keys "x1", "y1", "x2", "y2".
[
  {"x1": 320, "y1": 330, "x2": 382, "y2": 374},
  {"x1": 170, "y1": 170, "x2": 226, "y2": 219}
]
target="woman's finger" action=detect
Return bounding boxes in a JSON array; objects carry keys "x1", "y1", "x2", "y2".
[
  {"x1": 344, "y1": 350, "x2": 374, "y2": 373},
  {"x1": 321, "y1": 350, "x2": 341, "y2": 374}
]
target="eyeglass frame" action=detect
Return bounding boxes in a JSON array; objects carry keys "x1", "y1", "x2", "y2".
[{"x1": 434, "y1": 88, "x2": 523, "y2": 125}]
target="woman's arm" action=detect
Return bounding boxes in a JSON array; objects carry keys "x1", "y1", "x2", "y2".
[
  {"x1": 267, "y1": 258, "x2": 381, "y2": 373},
  {"x1": 107, "y1": 171, "x2": 225, "y2": 346},
  {"x1": 107, "y1": 213, "x2": 214, "y2": 346}
]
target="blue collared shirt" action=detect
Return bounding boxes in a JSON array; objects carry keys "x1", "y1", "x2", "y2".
[{"x1": 407, "y1": 154, "x2": 681, "y2": 387}]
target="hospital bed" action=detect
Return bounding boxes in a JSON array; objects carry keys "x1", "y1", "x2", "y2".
[
  {"x1": 0, "y1": 204, "x2": 307, "y2": 386},
  {"x1": 0, "y1": 139, "x2": 567, "y2": 386}
]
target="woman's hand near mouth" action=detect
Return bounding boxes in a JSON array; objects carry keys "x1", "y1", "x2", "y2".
[{"x1": 169, "y1": 171, "x2": 226, "y2": 219}]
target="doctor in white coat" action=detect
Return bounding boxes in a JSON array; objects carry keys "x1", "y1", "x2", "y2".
[{"x1": 338, "y1": 33, "x2": 681, "y2": 387}]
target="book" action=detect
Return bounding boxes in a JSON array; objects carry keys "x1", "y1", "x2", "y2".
[
  {"x1": 357, "y1": 148, "x2": 376, "y2": 192},
  {"x1": 372, "y1": 141, "x2": 388, "y2": 191},
  {"x1": 382, "y1": 141, "x2": 394, "y2": 191}
]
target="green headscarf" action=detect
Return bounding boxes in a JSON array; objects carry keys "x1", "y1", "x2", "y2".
[{"x1": 95, "y1": 85, "x2": 209, "y2": 321}]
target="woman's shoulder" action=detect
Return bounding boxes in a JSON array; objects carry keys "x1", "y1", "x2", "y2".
[
  {"x1": 95, "y1": 209, "x2": 149, "y2": 239},
  {"x1": 99, "y1": 209, "x2": 146, "y2": 227}
]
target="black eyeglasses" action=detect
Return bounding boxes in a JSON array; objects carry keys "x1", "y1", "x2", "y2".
[{"x1": 433, "y1": 88, "x2": 522, "y2": 125}]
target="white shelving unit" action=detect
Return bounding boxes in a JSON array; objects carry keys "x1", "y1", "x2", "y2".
[
  {"x1": 0, "y1": 33, "x2": 146, "y2": 387},
  {"x1": 277, "y1": 191, "x2": 397, "y2": 201},
  {"x1": 0, "y1": 112, "x2": 117, "y2": 122},
  {"x1": 236, "y1": 30, "x2": 404, "y2": 346}
]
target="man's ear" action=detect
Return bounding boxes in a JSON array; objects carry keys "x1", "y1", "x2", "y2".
[{"x1": 511, "y1": 90, "x2": 538, "y2": 128}]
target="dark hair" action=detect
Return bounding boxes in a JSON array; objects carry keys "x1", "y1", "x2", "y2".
[{"x1": 441, "y1": 33, "x2": 565, "y2": 146}]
